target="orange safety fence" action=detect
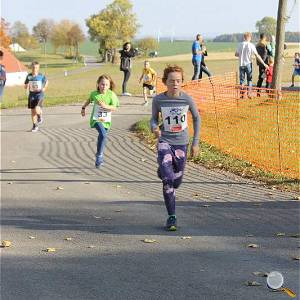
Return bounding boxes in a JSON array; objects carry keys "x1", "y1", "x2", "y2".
[{"x1": 156, "y1": 72, "x2": 300, "y2": 179}]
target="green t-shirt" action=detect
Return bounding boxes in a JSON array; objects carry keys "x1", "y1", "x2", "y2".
[{"x1": 89, "y1": 89, "x2": 119, "y2": 129}]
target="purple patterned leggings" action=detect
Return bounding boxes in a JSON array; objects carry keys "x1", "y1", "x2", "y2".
[{"x1": 157, "y1": 142, "x2": 188, "y2": 215}]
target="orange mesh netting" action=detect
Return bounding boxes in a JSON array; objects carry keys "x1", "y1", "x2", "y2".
[{"x1": 156, "y1": 72, "x2": 300, "y2": 179}]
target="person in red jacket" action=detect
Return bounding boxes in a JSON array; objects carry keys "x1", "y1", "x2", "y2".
[{"x1": 265, "y1": 56, "x2": 274, "y2": 90}]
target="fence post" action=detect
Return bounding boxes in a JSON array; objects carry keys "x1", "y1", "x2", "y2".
[{"x1": 275, "y1": 92, "x2": 283, "y2": 174}]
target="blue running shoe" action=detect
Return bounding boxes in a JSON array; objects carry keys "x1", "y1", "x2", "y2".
[
  {"x1": 95, "y1": 155, "x2": 103, "y2": 168},
  {"x1": 166, "y1": 215, "x2": 177, "y2": 231}
]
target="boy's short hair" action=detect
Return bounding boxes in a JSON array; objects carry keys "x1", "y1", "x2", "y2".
[
  {"x1": 31, "y1": 61, "x2": 40, "y2": 67},
  {"x1": 144, "y1": 60, "x2": 150, "y2": 64},
  {"x1": 162, "y1": 64, "x2": 184, "y2": 84},
  {"x1": 260, "y1": 33, "x2": 266, "y2": 40},
  {"x1": 244, "y1": 32, "x2": 252, "y2": 39}
]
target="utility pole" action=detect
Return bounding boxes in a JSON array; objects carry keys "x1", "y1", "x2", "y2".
[{"x1": 272, "y1": 0, "x2": 288, "y2": 90}]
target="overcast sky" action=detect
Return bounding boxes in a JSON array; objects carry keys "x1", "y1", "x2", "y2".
[{"x1": 2, "y1": 0, "x2": 299, "y2": 39}]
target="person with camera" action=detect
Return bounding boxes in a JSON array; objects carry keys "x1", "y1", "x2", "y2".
[{"x1": 119, "y1": 42, "x2": 137, "y2": 96}]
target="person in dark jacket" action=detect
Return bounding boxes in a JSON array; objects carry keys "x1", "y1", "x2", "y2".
[
  {"x1": 198, "y1": 39, "x2": 212, "y2": 79},
  {"x1": 256, "y1": 33, "x2": 271, "y2": 95},
  {"x1": 119, "y1": 42, "x2": 137, "y2": 96}
]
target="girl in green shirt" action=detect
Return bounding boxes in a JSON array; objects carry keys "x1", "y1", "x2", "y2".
[{"x1": 81, "y1": 75, "x2": 119, "y2": 168}]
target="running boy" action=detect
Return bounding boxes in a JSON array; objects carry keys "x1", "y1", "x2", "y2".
[
  {"x1": 139, "y1": 61, "x2": 157, "y2": 106},
  {"x1": 290, "y1": 52, "x2": 300, "y2": 88},
  {"x1": 151, "y1": 65, "x2": 201, "y2": 231},
  {"x1": 81, "y1": 75, "x2": 119, "y2": 168},
  {"x1": 24, "y1": 62, "x2": 48, "y2": 132}
]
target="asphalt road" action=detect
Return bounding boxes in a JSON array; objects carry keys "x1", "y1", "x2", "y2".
[{"x1": 1, "y1": 98, "x2": 299, "y2": 300}]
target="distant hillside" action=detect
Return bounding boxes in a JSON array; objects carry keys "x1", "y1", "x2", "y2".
[{"x1": 213, "y1": 31, "x2": 300, "y2": 43}]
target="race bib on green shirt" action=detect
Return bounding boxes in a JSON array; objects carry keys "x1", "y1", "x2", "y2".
[
  {"x1": 161, "y1": 106, "x2": 188, "y2": 132},
  {"x1": 92, "y1": 104, "x2": 111, "y2": 123}
]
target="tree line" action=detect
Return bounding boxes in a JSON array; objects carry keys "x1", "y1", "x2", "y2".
[{"x1": 213, "y1": 16, "x2": 299, "y2": 43}]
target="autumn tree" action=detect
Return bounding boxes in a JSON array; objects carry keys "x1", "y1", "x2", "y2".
[
  {"x1": 33, "y1": 19, "x2": 54, "y2": 42},
  {"x1": 10, "y1": 21, "x2": 38, "y2": 49},
  {"x1": 256, "y1": 17, "x2": 277, "y2": 37},
  {"x1": 0, "y1": 18, "x2": 11, "y2": 48},
  {"x1": 86, "y1": 0, "x2": 139, "y2": 63},
  {"x1": 50, "y1": 20, "x2": 85, "y2": 58},
  {"x1": 137, "y1": 37, "x2": 158, "y2": 57},
  {"x1": 67, "y1": 24, "x2": 85, "y2": 60}
]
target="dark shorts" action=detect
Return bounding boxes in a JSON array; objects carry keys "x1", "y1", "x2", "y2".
[
  {"x1": 293, "y1": 69, "x2": 300, "y2": 76},
  {"x1": 143, "y1": 83, "x2": 154, "y2": 90},
  {"x1": 28, "y1": 93, "x2": 44, "y2": 109}
]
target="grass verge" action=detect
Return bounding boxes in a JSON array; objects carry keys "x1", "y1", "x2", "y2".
[{"x1": 134, "y1": 118, "x2": 300, "y2": 193}]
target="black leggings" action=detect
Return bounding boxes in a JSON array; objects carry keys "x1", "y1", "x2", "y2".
[{"x1": 122, "y1": 70, "x2": 131, "y2": 93}]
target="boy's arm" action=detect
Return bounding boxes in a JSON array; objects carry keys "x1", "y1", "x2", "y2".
[{"x1": 42, "y1": 79, "x2": 48, "y2": 92}]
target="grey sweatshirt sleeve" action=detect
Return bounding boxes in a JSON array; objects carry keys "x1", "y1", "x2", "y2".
[
  {"x1": 189, "y1": 98, "x2": 201, "y2": 146},
  {"x1": 150, "y1": 97, "x2": 159, "y2": 131}
]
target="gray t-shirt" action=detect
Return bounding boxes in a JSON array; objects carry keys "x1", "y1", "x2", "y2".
[{"x1": 150, "y1": 91, "x2": 201, "y2": 146}]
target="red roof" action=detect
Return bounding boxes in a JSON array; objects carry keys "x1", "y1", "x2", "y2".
[{"x1": 1, "y1": 48, "x2": 27, "y2": 73}]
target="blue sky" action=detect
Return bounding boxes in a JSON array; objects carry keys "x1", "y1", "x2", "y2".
[{"x1": 2, "y1": 0, "x2": 299, "y2": 39}]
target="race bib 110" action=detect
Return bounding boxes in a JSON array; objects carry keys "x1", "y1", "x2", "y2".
[
  {"x1": 93, "y1": 104, "x2": 111, "y2": 123},
  {"x1": 161, "y1": 106, "x2": 188, "y2": 132}
]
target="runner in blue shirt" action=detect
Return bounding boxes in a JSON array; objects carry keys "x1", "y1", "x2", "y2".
[
  {"x1": 0, "y1": 50, "x2": 6, "y2": 101},
  {"x1": 191, "y1": 34, "x2": 203, "y2": 80},
  {"x1": 24, "y1": 61, "x2": 48, "y2": 132}
]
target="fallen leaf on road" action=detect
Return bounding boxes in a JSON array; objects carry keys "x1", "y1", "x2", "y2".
[
  {"x1": 192, "y1": 193, "x2": 201, "y2": 198},
  {"x1": 1, "y1": 240, "x2": 12, "y2": 247},
  {"x1": 275, "y1": 232, "x2": 285, "y2": 237},
  {"x1": 252, "y1": 271, "x2": 269, "y2": 277},
  {"x1": 245, "y1": 281, "x2": 262, "y2": 286},
  {"x1": 292, "y1": 257, "x2": 300, "y2": 260},
  {"x1": 64, "y1": 237, "x2": 72, "y2": 241},
  {"x1": 7, "y1": 182, "x2": 13, "y2": 185},
  {"x1": 140, "y1": 158, "x2": 147, "y2": 162},
  {"x1": 45, "y1": 248, "x2": 56, "y2": 252},
  {"x1": 84, "y1": 182, "x2": 91, "y2": 185},
  {"x1": 87, "y1": 245, "x2": 95, "y2": 248},
  {"x1": 56, "y1": 186, "x2": 64, "y2": 190},
  {"x1": 181, "y1": 236, "x2": 192, "y2": 240},
  {"x1": 265, "y1": 192, "x2": 273, "y2": 196},
  {"x1": 28, "y1": 236, "x2": 36, "y2": 239},
  {"x1": 247, "y1": 243, "x2": 259, "y2": 248},
  {"x1": 142, "y1": 239, "x2": 157, "y2": 243}
]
